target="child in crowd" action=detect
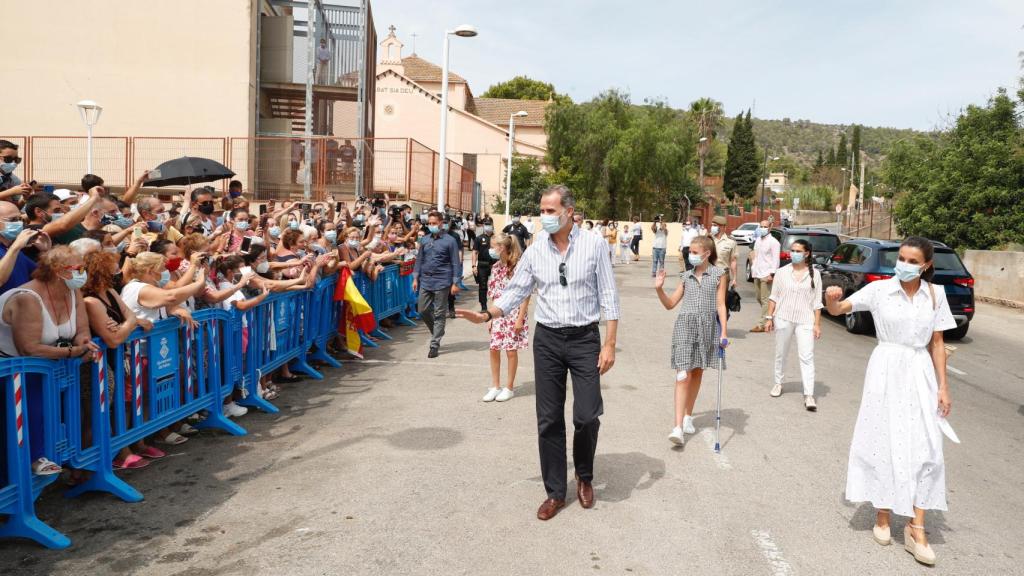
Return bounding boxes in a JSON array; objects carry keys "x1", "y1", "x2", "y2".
[{"x1": 481, "y1": 234, "x2": 530, "y2": 403}]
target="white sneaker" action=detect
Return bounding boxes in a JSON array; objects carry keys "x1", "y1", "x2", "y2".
[
  {"x1": 495, "y1": 387, "x2": 514, "y2": 402},
  {"x1": 770, "y1": 383, "x2": 783, "y2": 397},
  {"x1": 223, "y1": 401, "x2": 248, "y2": 418},
  {"x1": 668, "y1": 426, "x2": 684, "y2": 445},
  {"x1": 682, "y1": 415, "x2": 696, "y2": 435},
  {"x1": 482, "y1": 387, "x2": 500, "y2": 402}
]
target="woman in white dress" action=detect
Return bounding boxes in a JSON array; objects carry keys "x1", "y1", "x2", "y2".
[{"x1": 825, "y1": 236, "x2": 957, "y2": 566}]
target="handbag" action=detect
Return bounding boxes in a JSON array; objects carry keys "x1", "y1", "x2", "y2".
[{"x1": 726, "y1": 287, "x2": 742, "y2": 312}]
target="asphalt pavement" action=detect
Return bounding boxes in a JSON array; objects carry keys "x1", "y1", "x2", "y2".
[{"x1": 2, "y1": 247, "x2": 1022, "y2": 576}]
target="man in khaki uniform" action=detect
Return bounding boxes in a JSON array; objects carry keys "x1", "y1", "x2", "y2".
[{"x1": 711, "y1": 215, "x2": 738, "y2": 288}]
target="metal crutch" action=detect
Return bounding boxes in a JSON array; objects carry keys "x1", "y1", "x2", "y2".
[{"x1": 714, "y1": 335, "x2": 727, "y2": 454}]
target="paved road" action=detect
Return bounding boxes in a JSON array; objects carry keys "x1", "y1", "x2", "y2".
[{"x1": 2, "y1": 248, "x2": 1023, "y2": 575}]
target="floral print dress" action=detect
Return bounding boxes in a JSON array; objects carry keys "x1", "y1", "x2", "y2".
[{"x1": 487, "y1": 261, "x2": 529, "y2": 351}]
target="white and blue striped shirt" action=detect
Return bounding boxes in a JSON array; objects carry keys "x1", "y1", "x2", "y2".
[{"x1": 495, "y1": 224, "x2": 620, "y2": 328}]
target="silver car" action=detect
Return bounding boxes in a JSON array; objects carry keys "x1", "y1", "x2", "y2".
[{"x1": 731, "y1": 222, "x2": 759, "y2": 245}]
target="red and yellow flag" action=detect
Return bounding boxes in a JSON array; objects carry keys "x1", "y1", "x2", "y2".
[{"x1": 334, "y1": 267, "x2": 376, "y2": 358}]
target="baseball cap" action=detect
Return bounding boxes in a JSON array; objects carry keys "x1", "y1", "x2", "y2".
[{"x1": 53, "y1": 188, "x2": 76, "y2": 202}]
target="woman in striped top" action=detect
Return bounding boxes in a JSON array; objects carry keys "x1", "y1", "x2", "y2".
[{"x1": 765, "y1": 239, "x2": 823, "y2": 411}]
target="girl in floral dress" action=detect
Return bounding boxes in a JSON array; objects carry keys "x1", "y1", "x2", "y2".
[{"x1": 481, "y1": 234, "x2": 530, "y2": 403}]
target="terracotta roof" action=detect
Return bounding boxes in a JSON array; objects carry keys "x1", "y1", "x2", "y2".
[
  {"x1": 400, "y1": 55, "x2": 466, "y2": 84},
  {"x1": 470, "y1": 98, "x2": 550, "y2": 127}
]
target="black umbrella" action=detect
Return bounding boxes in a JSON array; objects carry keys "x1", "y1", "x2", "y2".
[{"x1": 144, "y1": 156, "x2": 235, "y2": 187}]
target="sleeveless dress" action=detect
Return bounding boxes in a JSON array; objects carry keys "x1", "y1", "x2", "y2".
[
  {"x1": 487, "y1": 261, "x2": 529, "y2": 351},
  {"x1": 670, "y1": 266, "x2": 725, "y2": 371}
]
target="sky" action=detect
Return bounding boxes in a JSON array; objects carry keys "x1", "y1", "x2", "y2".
[{"x1": 362, "y1": 0, "x2": 1024, "y2": 130}]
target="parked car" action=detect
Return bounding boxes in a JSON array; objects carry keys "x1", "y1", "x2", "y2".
[
  {"x1": 731, "y1": 222, "x2": 759, "y2": 245},
  {"x1": 745, "y1": 227, "x2": 841, "y2": 282},
  {"x1": 818, "y1": 238, "x2": 975, "y2": 340}
]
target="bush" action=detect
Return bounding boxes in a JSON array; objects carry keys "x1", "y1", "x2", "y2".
[{"x1": 779, "y1": 186, "x2": 836, "y2": 211}]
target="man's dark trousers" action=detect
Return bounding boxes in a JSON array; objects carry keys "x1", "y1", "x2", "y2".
[
  {"x1": 476, "y1": 263, "x2": 492, "y2": 310},
  {"x1": 418, "y1": 288, "x2": 449, "y2": 349},
  {"x1": 533, "y1": 322, "x2": 603, "y2": 500}
]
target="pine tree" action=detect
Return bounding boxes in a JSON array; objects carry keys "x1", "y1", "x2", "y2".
[
  {"x1": 836, "y1": 133, "x2": 849, "y2": 169},
  {"x1": 732, "y1": 110, "x2": 760, "y2": 198},
  {"x1": 722, "y1": 112, "x2": 744, "y2": 199},
  {"x1": 826, "y1": 146, "x2": 836, "y2": 166},
  {"x1": 851, "y1": 125, "x2": 862, "y2": 186},
  {"x1": 815, "y1": 150, "x2": 824, "y2": 169}
]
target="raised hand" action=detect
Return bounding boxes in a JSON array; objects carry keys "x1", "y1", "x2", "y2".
[
  {"x1": 825, "y1": 286, "x2": 843, "y2": 304},
  {"x1": 654, "y1": 269, "x2": 667, "y2": 290}
]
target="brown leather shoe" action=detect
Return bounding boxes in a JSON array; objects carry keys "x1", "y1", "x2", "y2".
[
  {"x1": 750, "y1": 325, "x2": 765, "y2": 333},
  {"x1": 536, "y1": 498, "x2": 566, "y2": 521},
  {"x1": 575, "y1": 475, "x2": 595, "y2": 509}
]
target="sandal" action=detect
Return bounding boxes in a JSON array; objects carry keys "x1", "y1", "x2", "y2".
[
  {"x1": 177, "y1": 423, "x2": 200, "y2": 437},
  {"x1": 155, "y1": 432, "x2": 188, "y2": 446},
  {"x1": 113, "y1": 454, "x2": 151, "y2": 469},
  {"x1": 31, "y1": 457, "x2": 62, "y2": 476},
  {"x1": 136, "y1": 445, "x2": 167, "y2": 459}
]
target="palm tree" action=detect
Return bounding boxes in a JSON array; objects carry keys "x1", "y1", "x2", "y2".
[{"x1": 688, "y1": 97, "x2": 724, "y2": 216}]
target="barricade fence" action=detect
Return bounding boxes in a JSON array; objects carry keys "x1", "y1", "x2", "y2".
[
  {"x1": 0, "y1": 264, "x2": 416, "y2": 549},
  {"x1": 2, "y1": 136, "x2": 476, "y2": 209}
]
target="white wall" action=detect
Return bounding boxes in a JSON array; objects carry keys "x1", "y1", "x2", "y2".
[{"x1": 7, "y1": 0, "x2": 255, "y2": 138}]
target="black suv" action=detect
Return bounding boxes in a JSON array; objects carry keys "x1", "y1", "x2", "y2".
[
  {"x1": 746, "y1": 227, "x2": 841, "y2": 281},
  {"x1": 819, "y1": 238, "x2": 975, "y2": 340}
]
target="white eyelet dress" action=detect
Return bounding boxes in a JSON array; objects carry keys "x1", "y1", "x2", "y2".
[
  {"x1": 670, "y1": 266, "x2": 725, "y2": 372},
  {"x1": 844, "y1": 278, "x2": 957, "y2": 517}
]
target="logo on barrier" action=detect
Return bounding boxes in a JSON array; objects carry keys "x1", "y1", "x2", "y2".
[
  {"x1": 152, "y1": 334, "x2": 179, "y2": 377},
  {"x1": 160, "y1": 338, "x2": 170, "y2": 360}
]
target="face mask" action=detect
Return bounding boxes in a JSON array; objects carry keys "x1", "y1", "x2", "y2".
[
  {"x1": 234, "y1": 221, "x2": 250, "y2": 231},
  {"x1": 894, "y1": 260, "x2": 923, "y2": 282},
  {"x1": 198, "y1": 203, "x2": 215, "y2": 216},
  {"x1": 417, "y1": 234, "x2": 427, "y2": 243},
  {"x1": 104, "y1": 246, "x2": 118, "y2": 254},
  {"x1": 229, "y1": 190, "x2": 242, "y2": 198},
  {"x1": 688, "y1": 253, "x2": 705, "y2": 267},
  {"x1": 427, "y1": 225, "x2": 439, "y2": 234},
  {"x1": 483, "y1": 225, "x2": 493, "y2": 234},
  {"x1": 156, "y1": 212, "x2": 169, "y2": 223},
  {"x1": 296, "y1": 249, "x2": 307, "y2": 258},
  {"x1": 158, "y1": 270, "x2": 171, "y2": 287},
  {"x1": 0, "y1": 162, "x2": 16, "y2": 174},
  {"x1": 50, "y1": 211, "x2": 64, "y2": 222},
  {"x1": 269, "y1": 226, "x2": 282, "y2": 238},
  {"x1": 166, "y1": 257, "x2": 183, "y2": 272},
  {"x1": 100, "y1": 213, "x2": 119, "y2": 226},
  {"x1": 1, "y1": 221, "x2": 23, "y2": 241},
  {"x1": 256, "y1": 261, "x2": 270, "y2": 274},
  {"x1": 355, "y1": 215, "x2": 365, "y2": 223},
  {"x1": 117, "y1": 240, "x2": 128, "y2": 253},
  {"x1": 325, "y1": 231, "x2": 338, "y2": 243},
  {"x1": 488, "y1": 248, "x2": 499, "y2": 260},
  {"x1": 289, "y1": 220, "x2": 299, "y2": 230},
  {"x1": 710, "y1": 225, "x2": 720, "y2": 236},
  {"x1": 65, "y1": 269, "x2": 88, "y2": 290},
  {"x1": 441, "y1": 223, "x2": 449, "y2": 231},
  {"x1": 755, "y1": 227, "x2": 768, "y2": 238},
  {"x1": 114, "y1": 216, "x2": 133, "y2": 229},
  {"x1": 790, "y1": 252, "x2": 806, "y2": 264},
  {"x1": 685, "y1": 223, "x2": 692, "y2": 229},
  {"x1": 541, "y1": 213, "x2": 565, "y2": 234}
]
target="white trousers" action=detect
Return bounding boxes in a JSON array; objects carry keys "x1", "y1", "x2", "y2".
[{"x1": 773, "y1": 318, "x2": 815, "y2": 396}]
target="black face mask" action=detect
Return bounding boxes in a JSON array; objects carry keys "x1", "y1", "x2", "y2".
[{"x1": 197, "y1": 202, "x2": 215, "y2": 215}]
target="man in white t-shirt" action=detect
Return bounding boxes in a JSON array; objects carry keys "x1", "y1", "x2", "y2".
[
  {"x1": 678, "y1": 220, "x2": 700, "y2": 271},
  {"x1": 629, "y1": 217, "x2": 643, "y2": 261},
  {"x1": 316, "y1": 39, "x2": 331, "y2": 84},
  {"x1": 522, "y1": 214, "x2": 534, "y2": 235}
]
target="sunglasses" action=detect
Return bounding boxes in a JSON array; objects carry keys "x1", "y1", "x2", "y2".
[
  {"x1": 1, "y1": 156, "x2": 21, "y2": 164},
  {"x1": 559, "y1": 262, "x2": 567, "y2": 287}
]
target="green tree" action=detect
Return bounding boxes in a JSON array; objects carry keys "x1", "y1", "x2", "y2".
[
  {"x1": 722, "y1": 112, "x2": 743, "y2": 199},
  {"x1": 731, "y1": 110, "x2": 761, "y2": 199},
  {"x1": 889, "y1": 88, "x2": 1024, "y2": 249},
  {"x1": 481, "y1": 76, "x2": 570, "y2": 103},
  {"x1": 826, "y1": 146, "x2": 836, "y2": 166},
  {"x1": 836, "y1": 133, "x2": 849, "y2": 169},
  {"x1": 688, "y1": 97, "x2": 724, "y2": 197},
  {"x1": 815, "y1": 149, "x2": 824, "y2": 169},
  {"x1": 851, "y1": 125, "x2": 862, "y2": 186},
  {"x1": 492, "y1": 155, "x2": 548, "y2": 216}
]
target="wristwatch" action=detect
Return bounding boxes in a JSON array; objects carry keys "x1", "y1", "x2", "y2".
[
  {"x1": 483, "y1": 310, "x2": 493, "y2": 322},
  {"x1": 764, "y1": 315, "x2": 774, "y2": 320}
]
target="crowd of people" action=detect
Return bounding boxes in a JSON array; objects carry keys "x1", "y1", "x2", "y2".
[{"x1": 0, "y1": 138, "x2": 443, "y2": 477}]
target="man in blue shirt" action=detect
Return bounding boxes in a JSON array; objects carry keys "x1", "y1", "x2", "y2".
[
  {"x1": 413, "y1": 210, "x2": 462, "y2": 358},
  {"x1": 0, "y1": 200, "x2": 37, "y2": 294}
]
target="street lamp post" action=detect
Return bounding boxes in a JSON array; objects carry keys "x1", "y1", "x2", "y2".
[
  {"x1": 436, "y1": 24, "x2": 477, "y2": 213},
  {"x1": 504, "y1": 110, "x2": 528, "y2": 221},
  {"x1": 758, "y1": 148, "x2": 779, "y2": 221},
  {"x1": 76, "y1": 100, "x2": 103, "y2": 174}
]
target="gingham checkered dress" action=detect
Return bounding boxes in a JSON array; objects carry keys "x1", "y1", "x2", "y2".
[{"x1": 671, "y1": 266, "x2": 725, "y2": 372}]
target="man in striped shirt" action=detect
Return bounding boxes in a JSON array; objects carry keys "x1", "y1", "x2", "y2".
[{"x1": 457, "y1": 185, "x2": 620, "y2": 521}]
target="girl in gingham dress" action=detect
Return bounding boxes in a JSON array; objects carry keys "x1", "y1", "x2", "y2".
[{"x1": 654, "y1": 235, "x2": 729, "y2": 445}]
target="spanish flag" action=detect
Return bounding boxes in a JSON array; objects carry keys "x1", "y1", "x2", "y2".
[{"x1": 334, "y1": 267, "x2": 376, "y2": 358}]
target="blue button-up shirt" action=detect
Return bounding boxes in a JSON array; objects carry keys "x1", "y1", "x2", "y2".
[{"x1": 413, "y1": 232, "x2": 463, "y2": 291}]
